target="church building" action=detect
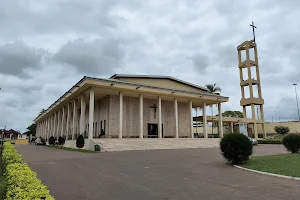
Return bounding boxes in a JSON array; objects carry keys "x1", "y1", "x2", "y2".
[{"x1": 35, "y1": 74, "x2": 228, "y2": 149}]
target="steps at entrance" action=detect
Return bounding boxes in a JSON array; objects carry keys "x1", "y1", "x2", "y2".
[{"x1": 92, "y1": 138, "x2": 220, "y2": 152}]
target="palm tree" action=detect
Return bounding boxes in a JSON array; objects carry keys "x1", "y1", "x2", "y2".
[
  {"x1": 205, "y1": 83, "x2": 221, "y2": 95},
  {"x1": 40, "y1": 109, "x2": 46, "y2": 114},
  {"x1": 205, "y1": 83, "x2": 222, "y2": 135}
]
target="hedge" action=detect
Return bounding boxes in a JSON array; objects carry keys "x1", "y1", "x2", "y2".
[
  {"x1": 2, "y1": 142, "x2": 54, "y2": 200},
  {"x1": 258, "y1": 140, "x2": 282, "y2": 144}
]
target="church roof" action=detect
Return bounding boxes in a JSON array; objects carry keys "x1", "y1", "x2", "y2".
[{"x1": 110, "y1": 74, "x2": 209, "y2": 92}]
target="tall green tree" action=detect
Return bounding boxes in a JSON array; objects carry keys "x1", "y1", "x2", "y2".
[
  {"x1": 205, "y1": 83, "x2": 222, "y2": 95},
  {"x1": 222, "y1": 110, "x2": 244, "y2": 118},
  {"x1": 24, "y1": 123, "x2": 37, "y2": 136},
  {"x1": 205, "y1": 83, "x2": 222, "y2": 135}
]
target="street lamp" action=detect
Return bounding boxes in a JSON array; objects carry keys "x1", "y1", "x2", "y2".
[{"x1": 293, "y1": 84, "x2": 300, "y2": 121}]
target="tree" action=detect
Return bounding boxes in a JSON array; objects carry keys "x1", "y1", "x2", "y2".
[
  {"x1": 24, "y1": 123, "x2": 37, "y2": 136},
  {"x1": 222, "y1": 110, "x2": 244, "y2": 118},
  {"x1": 205, "y1": 83, "x2": 222, "y2": 135},
  {"x1": 76, "y1": 134, "x2": 85, "y2": 149}
]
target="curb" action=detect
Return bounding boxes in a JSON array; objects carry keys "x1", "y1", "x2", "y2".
[{"x1": 234, "y1": 165, "x2": 300, "y2": 181}]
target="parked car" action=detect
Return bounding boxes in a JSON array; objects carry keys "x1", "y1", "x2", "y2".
[
  {"x1": 35, "y1": 137, "x2": 46, "y2": 145},
  {"x1": 248, "y1": 137, "x2": 258, "y2": 145}
]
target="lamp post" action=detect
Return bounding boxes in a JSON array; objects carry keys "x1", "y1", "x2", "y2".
[{"x1": 293, "y1": 84, "x2": 300, "y2": 121}]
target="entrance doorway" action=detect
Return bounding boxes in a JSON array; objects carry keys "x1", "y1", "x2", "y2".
[{"x1": 147, "y1": 123, "x2": 163, "y2": 138}]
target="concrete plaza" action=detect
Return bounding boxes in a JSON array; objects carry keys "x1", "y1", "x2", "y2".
[{"x1": 16, "y1": 144, "x2": 299, "y2": 200}]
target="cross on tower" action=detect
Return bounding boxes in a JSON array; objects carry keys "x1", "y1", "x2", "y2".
[{"x1": 250, "y1": 21, "x2": 257, "y2": 42}]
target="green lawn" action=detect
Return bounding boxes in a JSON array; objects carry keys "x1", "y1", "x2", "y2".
[
  {"x1": 45, "y1": 145, "x2": 97, "y2": 153},
  {"x1": 0, "y1": 156, "x2": 6, "y2": 199},
  {"x1": 242, "y1": 154, "x2": 300, "y2": 177}
]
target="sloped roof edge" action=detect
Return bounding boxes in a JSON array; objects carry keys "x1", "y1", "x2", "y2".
[{"x1": 110, "y1": 74, "x2": 209, "y2": 92}]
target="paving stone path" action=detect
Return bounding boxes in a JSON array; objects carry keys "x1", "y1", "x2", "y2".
[{"x1": 15, "y1": 144, "x2": 300, "y2": 200}]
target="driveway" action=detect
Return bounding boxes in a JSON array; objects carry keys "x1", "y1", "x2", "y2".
[{"x1": 15, "y1": 145, "x2": 300, "y2": 200}]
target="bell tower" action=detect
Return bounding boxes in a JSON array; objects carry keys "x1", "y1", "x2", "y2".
[{"x1": 237, "y1": 39, "x2": 266, "y2": 139}]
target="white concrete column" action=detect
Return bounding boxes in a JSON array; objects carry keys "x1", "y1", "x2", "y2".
[
  {"x1": 189, "y1": 100, "x2": 193, "y2": 138},
  {"x1": 61, "y1": 107, "x2": 65, "y2": 137},
  {"x1": 39, "y1": 121, "x2": 41, "y2": 138},
  {"x1": 203, "y1": 102, "x2": 208, "y2": 138},
  {"x1": 89, "y1": 88, "x2": 95, "y2": 139},
  {"x1": 40, "y1": 121, "x2": 43, "y2": 138},
  {"x1": 54, "y1": 112, "x2": 57, "y2": 138},
  {"x1": 43, "y1": 120, "x2": 46, "y2": 138},
  {"x1": 158, "y1": 96, "x2": 162, "y2": 138},
  {"x1": 218, "y1": 103, "x2": 223, "y2": 138},
  {"x1": 174, "y1": 98, "x2": 179, "y2": 138},
  {"x1": 139, "y1": 94, "x2": 143, "y2": 138},
  {"x1": 72, "y1": 99, "x2": 78, "y2": 140},
  {"x1": 51, "y1": 114, "x2": 54, "y2": 136},
  {"x1": 230, "y1": 122, "x2": 234, "y2": 133},
  {"x1": 40, "y1": 121, "x2": 42, "y2": 138},
  {"x1": 80, "y1": 94, "x2": 86, "y2": 135},
  {"x1": 57, "y1": 110, "x2": 61, "y2": 139},
  {"x1": 49, "y1": 116, "x2": 51, "y2": 137},
  {"x1": 36, "y1": 123, "x2": 38, "y2": 137},
  {"x1": 66, "y1": 103, "x2": 70, "y2": 140},
  {"x1": 119, "y1": 92, "x2": 123, "y2": 139},
  {"x1": 47, "y1": 117, "x2": 50, "y2": 141}
]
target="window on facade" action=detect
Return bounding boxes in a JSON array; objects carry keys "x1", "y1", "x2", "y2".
[
  {"x1": 95, "y1": 122, "x2": 97, "y2": 137},
  {"x1": 104, "y1": 120, "x2": 106, "y2": 133}
]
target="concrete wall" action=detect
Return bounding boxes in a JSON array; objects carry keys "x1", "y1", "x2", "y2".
[
  {"x1": 79, "y1": 96, "x2": 110, "y2": 138},
  {"x1": 117, "y1": 77, "x2": 206, "y2": 93},
  {"x1": 108, "y1": 95, "x2": 191, "y2": 138},
  {"x1": 258, "y1": 121, "x2": 300, "y2": 134},
  {"x1": 193, "y1": 126, "x2": 218, "y2": 134},
  {"x1": 64, "y1": 139, "x2": 96, "y2": 151},
  {"x1": 178, "y1": 102, "x2": 191, "y2": 137}
]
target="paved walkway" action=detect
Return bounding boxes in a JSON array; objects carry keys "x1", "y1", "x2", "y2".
[{"x1": 15, "y1": 145, "x2": 300, "y2": 200}]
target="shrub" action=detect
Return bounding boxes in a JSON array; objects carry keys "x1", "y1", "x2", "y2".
[
  {"x1": 48, "y1": 136, "x2": 55, "y2": 145},
  {"x1": 220, "y1": 133, "x2": 253, "y2": 165},
  {"x1": 76, "y1": 134, "x2": 85, "y2": 149},
  {"x1": 58, "y1": 136, "x2": 66, "y2": 146},
  {"x1": 274, "y1": 126, "x2": 290, "y2": 135},
  {"x1": 2, "y1": 142, "x2": 54, "y2": 200},
  {"x1": 258, "y1": 140, "x2": 282, "y2": 144},
  {"x1": 282, "y1": 133, "x2": 300, "y2": 153},
  {"x1": 2, "y1": 142, "x2": 23, "y2": 167}
]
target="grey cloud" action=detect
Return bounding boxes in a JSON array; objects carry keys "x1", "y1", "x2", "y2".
[
  {"x1": 192, "y1": 55, "x2": 209, "y2": 72},
  {"x1": 53, "y1": 38, "x2": 124, "y2": 74},
  {"x1": 2, "y1": 0, "x2": 300, "y2": 132},
  {"x1": 0, "y1": 0, "x2": 122, "y2": 39},
  {"x1": 0, "y1": 41, "x2": 45, "y2": 77},
  {"x1": 264, "y1": 97, "x2": 300, "y2": 122}
]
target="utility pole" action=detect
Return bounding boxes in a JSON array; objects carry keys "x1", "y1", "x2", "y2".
[{"x1": 293, "y1": 84, "x2": 300, "y2": 121}]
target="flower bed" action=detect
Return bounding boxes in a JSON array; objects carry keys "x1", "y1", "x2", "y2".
[{"x1": 2, "y1": 142, "x2": 54, "y2": 200}]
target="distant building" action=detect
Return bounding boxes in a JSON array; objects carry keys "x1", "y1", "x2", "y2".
[{"x1": 0, "y1": 129, "x2": 24, "y2": 140}]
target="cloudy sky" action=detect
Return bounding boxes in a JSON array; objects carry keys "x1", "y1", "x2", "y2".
[{"x1": 0, "y1": 0, "x2": 299, "y2": 132}]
